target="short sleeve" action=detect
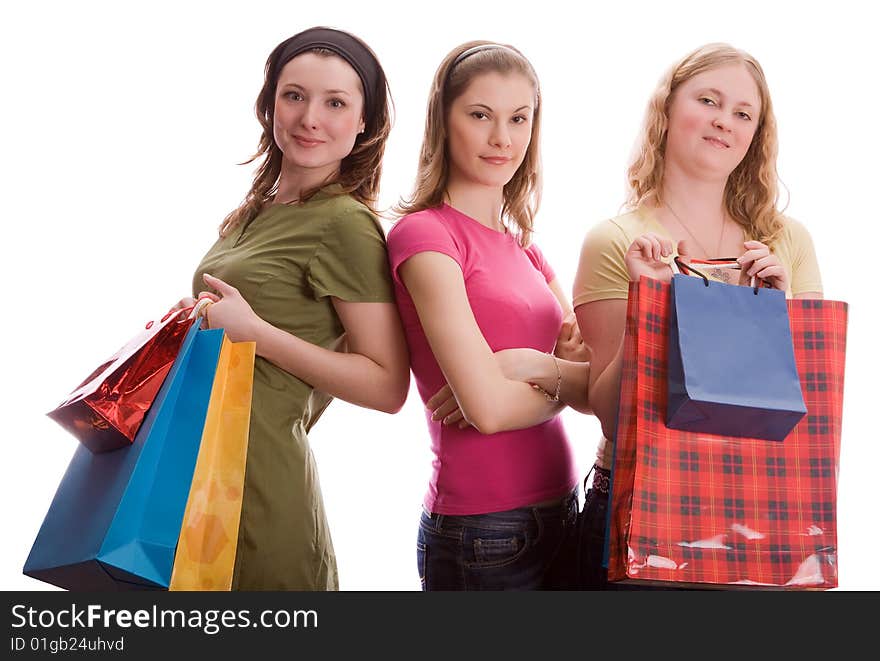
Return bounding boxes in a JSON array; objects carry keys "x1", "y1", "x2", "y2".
[
  {"x1": 525, "y1": 242, "x2": 556, "y2": 283},
  {"x1": 572, "y1": 219, "x2": 632, "y2": 307},
  {"x1": 306, "y1": 205, "x2": 395, "y2": 302},
  {"x1": 386, "y1": 211, "x2": 464, "y2": 286},
  {"x1": 783, "y1": 218, "x2": 823, "y2": 296}
]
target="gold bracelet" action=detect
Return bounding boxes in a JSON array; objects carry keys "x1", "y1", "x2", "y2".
[{"x1": 531, "y1": 353, "x2": 562, "y2": 402}]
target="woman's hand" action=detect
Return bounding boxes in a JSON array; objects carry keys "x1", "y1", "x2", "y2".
[
  {"x1": 198, "y1": 273, "x2": 262, "y2": 342},
  {"x1": 425, "y1": 347, "x2": 551, "y2": 429},
  {"x1": 554, "y1": 311, "x2": 589, "y2": 362},
  {"x1": 624, "y1": 233, "x2": 677, "y2": 282},
  {"x1": 426, "y1": 384, "x2": 468, "y2": 428},
  {"x1": 167, "y1": 297, "x2": 196, "y2": 315},
  {"x1": 737, "y1": 240, "x2": 790, "y2": 292}
]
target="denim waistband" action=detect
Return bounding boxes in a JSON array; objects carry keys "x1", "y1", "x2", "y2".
[{"x1": 422, "y1": 488, "x2": 578, "y2": 532}]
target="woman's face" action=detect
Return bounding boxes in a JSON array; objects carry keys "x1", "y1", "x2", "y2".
[
  {"x1": 272, "y1": 52, "x2": 365, "y2": 175},
  {"x1": 665, "y1": 64, "x2": 762, "y2": 180},
  {"x1": 446, "y1": 71, "x2": 535, "y2": 189}
]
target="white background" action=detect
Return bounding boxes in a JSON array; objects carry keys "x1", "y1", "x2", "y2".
[{"x1": 2, "y1": 0, "x2": 876, "y2": 591}]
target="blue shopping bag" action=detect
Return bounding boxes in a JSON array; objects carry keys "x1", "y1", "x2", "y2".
[
  {"x1": 666, "y1": 273, "x2": 806, "y2": 441},
  {"x1": 24, "y1": 320, "x2": 224, "y2": 590}
]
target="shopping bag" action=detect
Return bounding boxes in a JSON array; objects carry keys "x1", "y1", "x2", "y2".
[
  {"x1": 607, "y1": 277, "x2": 847, "y2": 589},
  {"x1": 169, "y1": 337, "x2": 255, "y2": 591},
  {"x1": 47, "y1": 308, "x2": 194, "y2": 453},
  {"x1": 667, "y1": 272, "x2": 806, "y2": 440},
  {"x1": 24, "y1": 320, "x2": 224, "y2": 590}
]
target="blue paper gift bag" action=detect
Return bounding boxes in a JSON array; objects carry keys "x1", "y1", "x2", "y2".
[
  {"x1": 666, "y1": 274, "x2": 806, "y2": 441},
  {"x1": 24, "y1": 321, "x2": 224, "y2": 590}
]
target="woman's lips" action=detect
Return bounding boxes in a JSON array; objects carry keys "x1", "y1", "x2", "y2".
[
  {"x1": 703, "y1": 136, "x2": 730, "y2": 148},
  {"x1": 481, "y1": 156, "x2": 511, "y2": 165},
  {"x1": 293, "y1": 135, "x2": 325, "y2": 148}
]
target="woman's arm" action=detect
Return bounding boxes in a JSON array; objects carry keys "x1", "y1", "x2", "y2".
[
  {"x1": 545, "y1": 277, "x2": 591, "y2": 412},
  {"x1": 575, "y1": 299, "x2": 627, "y2": 440},
  {"x1": 200, "y1": 274, "x2": 410, "y2": 414},
  {"x1": 399, "y1": 251, "x2": 562, "y2": 435},
  {"x1": 576, "y1": 233, "x2": 678, "y2": 439},
  {"x1": 485, "y1": 277, "x2": 592, "y2": 414}
]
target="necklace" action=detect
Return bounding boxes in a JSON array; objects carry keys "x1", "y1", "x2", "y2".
[{"x1": 664, "y1": 201, "x2": 726, "y2": 258}]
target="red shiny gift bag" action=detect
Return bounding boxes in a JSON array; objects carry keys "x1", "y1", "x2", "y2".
[
  {"x1": 607, "y1": 277, "x2": 847, "y2": 588},
  {"x1": 47, "y1": 308, "x2": 196, "y2": 453}
]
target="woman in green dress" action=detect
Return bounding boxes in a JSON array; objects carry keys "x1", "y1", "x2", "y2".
[{"x1": 173, "y1": 27, "x2": 410, "y2": 590}]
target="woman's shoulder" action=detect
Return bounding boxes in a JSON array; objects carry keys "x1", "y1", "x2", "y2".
[
  {"x1": 777, "y1": 214, "x2": 813, "y2": 240},
  {"x1": 387, "y1": 207, "x2": 451, "y2": 241},
  {"x1": 583, "y1": 208, "x2": 653, "y2": 251},
  {"x1": 310, "y1": 190, "x2": 386, "y2": 239},
  {"x1": 772, "y1": 214, "x2": 818, "y2": 255}
]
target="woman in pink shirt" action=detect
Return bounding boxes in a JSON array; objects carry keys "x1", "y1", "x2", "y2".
[{"x1": 386, "y1": 41, "x2": 611, "y2": 590}]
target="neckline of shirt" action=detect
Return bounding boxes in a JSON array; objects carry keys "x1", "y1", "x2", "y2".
[{"x1": 440, "y1": 203, "x2": 511, "y2": 238}]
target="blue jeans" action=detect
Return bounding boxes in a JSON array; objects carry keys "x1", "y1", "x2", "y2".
[
  {"x1": 577, "y1": 481, "x2": 615, "y2": 589},
  {"x1": 577, "y1": 465, "x2": 686, "y2": 590},
  {"x1": 416, "y1": 490, "x2": 578, "y2": 591}
]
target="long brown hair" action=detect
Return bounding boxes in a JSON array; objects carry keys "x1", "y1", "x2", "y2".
[
  {"x1": 395, "y1": 41, "x2": 542, "y2": 247},
  {"x1": 626, "y1": 43, "x2": 785, "y2": 246},
  {"x1": 219, "y1": 30, "x2": 392, "y2": 237}
]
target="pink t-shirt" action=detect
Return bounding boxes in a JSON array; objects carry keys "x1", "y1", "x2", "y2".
[{"x1": 386, "y1": 204, "x2": 577, "y2": 515}]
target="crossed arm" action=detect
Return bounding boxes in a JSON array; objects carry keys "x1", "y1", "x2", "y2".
[
  {"x1": 399, "y1": 251, "x2": 570, "y2": 435},
  {"x1": 401, "y1": 249, "x2": 595, "y2": 433}
]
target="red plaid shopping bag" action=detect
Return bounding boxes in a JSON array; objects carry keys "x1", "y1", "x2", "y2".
[{"x1": 607, "y1": 277, "x2": 847, "y2": 588}]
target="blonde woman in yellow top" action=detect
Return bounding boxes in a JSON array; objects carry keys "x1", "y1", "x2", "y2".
[{"x1": 572, "y1": 43, "x2": 824, "y2": 589}]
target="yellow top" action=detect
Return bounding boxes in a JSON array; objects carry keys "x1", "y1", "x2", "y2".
[{"x1": 573, "y1": 207, "x2": 823, "y2": 307}]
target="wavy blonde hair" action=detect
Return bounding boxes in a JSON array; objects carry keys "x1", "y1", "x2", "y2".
[
  {"x1": 627, "y1": 43, "x2": 785, "y2": 246},
  {"x1": 219, "y1": 33, "x2": 392, "y2": 237},
  {"x1": 394, "y1": 41, "x2": 542, "y2": 247}
]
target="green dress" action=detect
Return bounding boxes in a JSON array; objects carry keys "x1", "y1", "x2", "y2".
[{"x1": 191, "y1": 185, "x2": 395, "y2": 590}]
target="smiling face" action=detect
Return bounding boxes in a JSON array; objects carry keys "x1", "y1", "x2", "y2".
[
  {"x1": 445, "y1": 71, "x2": 536, "y2": 190},
  {"x1": 272, "y1": 52, "x2": 365, "y2": 179},
  {"x1": 665, "y1": 64, "x2": 762, "y2": 180}
]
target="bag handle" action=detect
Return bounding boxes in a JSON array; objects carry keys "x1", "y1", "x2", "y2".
[
  {"x1": 189, "y1": 296, "x2": 215, "y2": 321},
  {"x1": 144, "y1": 295, "x2": 215, "y2": 330},
  {"x1": 673, "y1": 256, "x2": 762, "y2": 294}
]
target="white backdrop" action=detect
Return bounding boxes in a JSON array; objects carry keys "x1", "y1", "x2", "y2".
[{"x1": 2, "y1": 0, "x2": 876, "y2": 591}]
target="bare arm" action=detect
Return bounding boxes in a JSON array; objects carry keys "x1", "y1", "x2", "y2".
[
  {"x1": 575, "y1": 299, "x2": 627, "y2": 440},
  {"x1": 574, "y1": 233, "x2": 678, "y2": 439},
  {"x1": 399, "y1": 251, "x2": 562, "y2": 435},
  {"x1": 201, "y1": 274, "x2": 410, "y2": 414},
  {"x1": 529, "y1": 277, "x2": 591, "y2": 413}
]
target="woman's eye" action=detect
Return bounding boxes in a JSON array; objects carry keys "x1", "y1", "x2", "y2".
[
  {"x1": 512, "y1": 114, "x2": 528, "y2": 124},
  {"x1": 471, "y1": 111, "x2": 488, "y2": 120},
  {"x1": 699, "y1": 96, "x2": 717, "y2": 106},
  {"x1": 736, "y1": 111, "x2": 752, "y2": 121},
  {"x1": 286, "y1": 91, "x2": 303, "y2": 101},
  {"x1": 329, "y1": 98, "x2": 346, "y2": 109}
]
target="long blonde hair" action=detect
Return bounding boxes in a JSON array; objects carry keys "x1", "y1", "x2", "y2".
[
  {"x1": 395, "y1": 41, "x2": 542, "y2": 247},
  {"x1": 219, "y1": 32, "x2": 392, "y2": 237},
  {"x1": 627, "y1": 43, "x2": 785, "y2": 246}
]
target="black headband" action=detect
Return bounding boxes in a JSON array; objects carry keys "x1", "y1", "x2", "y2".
[{"x1": 273, "y1": 27, "x2": 383, "y2": 128}]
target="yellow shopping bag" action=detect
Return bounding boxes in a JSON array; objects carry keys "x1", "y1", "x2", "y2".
[{"x1": 169, "y1": 337, "x2": 255, "y2": 590}]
